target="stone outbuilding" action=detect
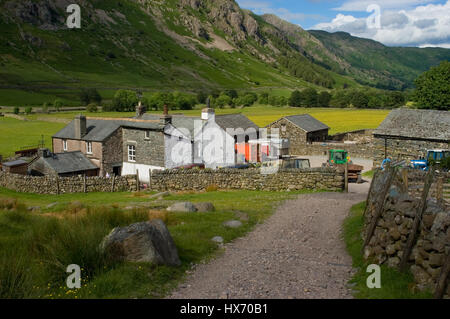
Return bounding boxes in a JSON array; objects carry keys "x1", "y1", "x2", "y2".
[
  {"x1": 373, "y1": 108, "x2": 450, "y2": 167},
  {"x1": 28, "y1": 149, "x2": 99, "y2": 177},
  {"x1": 266, "y1": 114, "x2": 329, "y2": 155},
  {"x1": 1, "y1": 159, "x2": 28, "y2": 175}
]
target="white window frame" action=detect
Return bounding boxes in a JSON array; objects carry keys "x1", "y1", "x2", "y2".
[
  {"x1": 86, "y1": 141, "x2": 93, "y2": 154},
  {"x1": 144, "y1": 130, "x2": 151, "y2": 140},
  {"x1": 63, "y1": 140, "x2": 68, "y2": 151},
  {"x1": 128, "y1": 145, "x2": 136, "y2": 162}
]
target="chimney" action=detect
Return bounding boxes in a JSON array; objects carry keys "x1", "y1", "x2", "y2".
[
  {"x1": 38, "y1": 148, "x2": 51, "y2": 158},
  {"x1": 201, "y1": 108, "x2": 215, "y2": 122},
  {"x1": 136, "y1": 101, "x2": 146, "y2": 117},
  {"x1": 160, "y1": 104, "x2": 172, "y2": 125},
  {"x1": 74, "y1": 114, "x2": 87, "y2": 139}
]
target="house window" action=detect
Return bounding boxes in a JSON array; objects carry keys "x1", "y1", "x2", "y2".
[
  {"x1": 128, "y1": 145, "x2": 136, "y2": 162},
  {"x1": 86, "y1": 142, "x2": 93, "y2": 154},
  {"x1": 63, "y1": 140, "x2": 68, "y2": 151},
  {"x1": 144, "y1": 130, "x2": 151, "y2": 139}
]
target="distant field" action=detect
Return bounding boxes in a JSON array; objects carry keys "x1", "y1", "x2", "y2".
[
  {"x1": 0, "y1": 117, "x2": 65, "y2": 158},
  {"x1": 0, "y1": 106, "x2": 390, "y2": 158}
]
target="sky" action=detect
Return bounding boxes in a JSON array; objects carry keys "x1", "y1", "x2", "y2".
[{"x1": 236, "y1": 0, "x2": 450, "y2": 48}]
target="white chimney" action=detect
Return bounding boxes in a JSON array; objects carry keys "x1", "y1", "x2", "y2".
[{"x1": 201, "y1": 108, "x2": 215, "y2": 122}]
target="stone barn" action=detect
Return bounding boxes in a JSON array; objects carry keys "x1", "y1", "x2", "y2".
[
  {"x1": 1, "y1": 160, "x2": 28, "y2": 175},
  {"x1": 266, "y1": 114, "x2": 329, "y2": 155},
  {"x1": 373, "y1": 108, "x2": 450, "y2": 167},
  {"x1": 28, "y1": 149, "x2": 99, "y2": 177}
]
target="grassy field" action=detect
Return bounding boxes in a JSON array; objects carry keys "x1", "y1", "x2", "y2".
[
  {"x1": 343, "y1": 202, "x2": 432, "y2": 299},
  {"x1": 0, "y1": 187, "x2": 311, "y2": 298}
]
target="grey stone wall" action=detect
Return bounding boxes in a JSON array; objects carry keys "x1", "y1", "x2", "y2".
[
  {"x1": 148, "y1": 168, "x2": 345, "y2": 192},
  {"x1": 363, "y1": 170, "x2": 450, "y2": 297},
  {"x1": 102, "y1": 127, "x2": 123, "y2": 176},
  {"x1": 0, "y1": 171, "x2": 137, "y2": 194},
  {"x1": 122, "y1": 128, "x2": 165, "y2": 167},
  {"x1": 267, "y1": 118, "x2": 307, "y2": 155}
]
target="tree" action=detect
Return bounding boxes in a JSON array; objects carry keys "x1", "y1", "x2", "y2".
[
  {"x1": 350, "y1": 91, "x2": 369, "y2": 108},
  {"x1": 79, "y1": 88, "x2": 102, "y2": 106},
  {"x1": 331, "y1": 90, "x2": 350, "y2": 108},
  {"x1": 216, "y1": 94, "x2": 232, "y2": 108},
  {"x1": 113, "y1": 90, "x2": 139, "y2": 112},
  {"x1": 413, "y1": 61, "x2": 450, "y2": 110},
  {"x1": 87, "y1": 103, "x2": 98, "y2": 113},
  {"x1": 222, "y1": 89, "x2": 238, "y2": 100},
  {"x1": 317, "y1": 91, "x2": 331, "y2": 107},
  {"x1": 301, "y1": 88, "x2": 318, "y2": 107},
  {"x1": 289, "y1": 90, "x2": 302, "y2": 107},
  {"x1": 13, "y1": 107, "x2": 19, "y2": 114},
  {"x1": 258, "y1": 92, "x2": 269, "y2": 105},
  {"x1": 197, "y1": 91, "x2": 208, "y2": 104},
  {"x1": 25, "y1": 106, "x2": 32, "y2": 114},
  {"x1": 53, "y1": 99, "x2": 63, "y2": 112}
]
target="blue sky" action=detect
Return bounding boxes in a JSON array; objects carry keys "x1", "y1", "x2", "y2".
[{"x1": 236, "y1": 0, "x2": 450, "y2": 48}]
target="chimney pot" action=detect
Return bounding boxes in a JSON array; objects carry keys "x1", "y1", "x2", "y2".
[{"x1": 201, "y1": 108, "x2": 215, "y2": 121}]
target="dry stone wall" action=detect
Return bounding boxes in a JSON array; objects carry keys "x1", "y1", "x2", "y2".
[
  {"x1": 148, "y1": 168, "x2": 345, "y2": 192},
  {"x1": 0, "y1": 171, "x2": 137, "y2": 194},
  {"x1": 363, "y1": 169, "x2": 450, "y2": 297}
]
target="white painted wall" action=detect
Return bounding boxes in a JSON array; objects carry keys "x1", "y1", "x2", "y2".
[
  {"x1": 121, "y1": 162, "x2": 164, "y2": 183},
  {"x1": 164, "y1": 125, "x2": 193, "y2": 169}
]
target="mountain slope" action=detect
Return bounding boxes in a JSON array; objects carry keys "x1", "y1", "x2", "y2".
[
  {"x1": 0, "y1": 0, "x2": 448, "y2": 106},
  {"x1": 308, "y1": 30, "x2": 450, "y2": 90}
]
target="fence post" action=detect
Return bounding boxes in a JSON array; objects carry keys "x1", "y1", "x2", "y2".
[
  {"x1": 111, "y1": 174, "x2": 116, "y2": 192},
  {"x1": 436, "y1": 176, "x2": 443, "y2": 207},
  {"x1": 135, "y1": 170, "x2": 139, "y2": 192},
  {"x1": 344, "y1": 162, "x2": 349, "y2": 193},
  {"x1": 363, "y1": 168, "x2": 379, "y2": 218},
  {"x1": 362, "y1": 166, "x2": 396, "y2": 253},
  {"x1": 401, "y1": 168, "x2": 409, "y2": 193},
  {"x1": 55, "y1": 176, "x2": 60, "y2": 195},
  {"x1": 399, "y1": 167, "x2": 435, "y2": 271},
  {"x1": 149, "y1": 169, "x2": 152, "y2": 190},
  {"x1": 434, "y1": 252, "x2": 450, "y2": 299},
  {"x1": 83, "y1": 174, "x2": 87, "y2": 193}
]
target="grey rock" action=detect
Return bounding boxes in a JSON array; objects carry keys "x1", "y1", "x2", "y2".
[
  {"x1": 223, "y1": 220, "x2": 243, "y2": 228},
  {"x1": 149, "y1": 191, "x2": 170, "y2": 200},
  {"x1": 167, "y1": 202, "x2": 197, "y2": 213},
  {"x1": 101, "y1": 219, "x2": 181, "y2": 266},
  {"x1": 46, "y1": 202, "x2": 58, "y2": 209},
  {"x1": 212, "y1": 236, "x2": 224, "y2": 244},
  {"x1": 194, "y1": 202, "x2": 215, "y2": 212}
]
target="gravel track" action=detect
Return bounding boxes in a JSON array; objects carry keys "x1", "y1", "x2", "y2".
[{"x1": 169, "y1": 183, "x2": 370, "y2": 299}]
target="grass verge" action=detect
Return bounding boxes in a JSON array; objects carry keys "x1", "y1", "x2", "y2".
[
  {"x1": 0, "y1": 189, "x2": 311, "y2": 298},
  {"x1": 343, "y1": 202, "x2": 432, "y2": 299}
]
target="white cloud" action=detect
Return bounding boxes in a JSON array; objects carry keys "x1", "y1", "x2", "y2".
[
  {"x1": 311, "y1": 0, "x2": 450, "y2": 47},
  {"x1": 333, "y1": 0, "x2": 440, "y2": 11}
]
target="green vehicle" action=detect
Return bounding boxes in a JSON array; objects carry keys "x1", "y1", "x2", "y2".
[{"x1": 324, "y1": 149, "x2": 363, "y2": 183}]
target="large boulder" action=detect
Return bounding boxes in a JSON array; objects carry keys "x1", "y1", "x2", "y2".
[
  {"x1": 194, "y1": 202, "x2": 215, "y2": 212},
  {"x1": 167, "y1": 202, "x2": 197, "y2": 212},
  {"x1": 101, "y1": 219, "x2": 181, "y2": 266}
]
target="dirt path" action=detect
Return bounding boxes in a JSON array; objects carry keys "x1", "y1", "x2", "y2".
[{"x1": 168, "y1": 183, "x2": 370, "y2": 299}]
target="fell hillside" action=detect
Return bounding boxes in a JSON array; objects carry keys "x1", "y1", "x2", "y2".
[
  {"x1": 0, "y1": 0, "x2": 448, "y2": 106},
  {"x1": 309, "y1": 30, "x2": 450, "y2": 90},
  {"x1": 0, "y1": 0, "x2": 350, "y2": 101}
]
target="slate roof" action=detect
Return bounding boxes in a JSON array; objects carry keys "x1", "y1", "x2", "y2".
[
  {"x1": 53, "y1": 118, "x2": 163, "y2": 142},
  {"x1": 2, "y1": 160, "x2": 27, "y2": 167},
  {"x1": 138, "y1": 114, "x2": 199, "y2": 137},
  {"x1": 283, "y1": 114, "x2": 329, "y2": 133},
  {"x1": 373, "y1": 109, "x2": 450, "y2": 142},
  {"x1": 41, "y1": 152, "x2": 98, "y2": 174},
  {"x1": 215, "y1": 114, "x2": 260, "y2": 132}
]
